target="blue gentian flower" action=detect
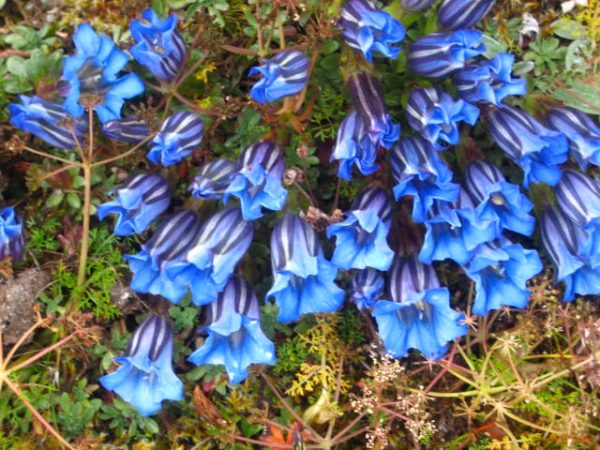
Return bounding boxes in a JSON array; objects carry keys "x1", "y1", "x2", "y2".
[
  {"x1": 126, "y1": 210, "x2": 201, "y2": 303},
  {"x1": 130, "y1": 9, "x2": 186, "y2": 81},
  {"x1": 170, "y1": 208, "x2": 253, "y2": 306},
  {"x1": 147, "y1": 111, "x2": 204, "y2": 166},
  {"x1": 408, "y1": 30, "x2": 485, "y2": 79},
  {"x1": 327, "y1": 187, "x2": 394, "y2": 270},
  {"x1": 546, "y1": 107, "x2": 600, "y2": 169},
  {"x1": 465, "y1": 160, "x2": 535, "y2": 236},
  {"x1": 391, "y1": 137, "x2": 460, "y2": 222},
  {"x1": 487, "y1": 105, "x2": 568, "y2": 187},
  {"x1": 540, "y1": 206, "x2": 600, "y2": 301},
  {"x1": 454, "y1": 53, "x2": 527, "y2": 106},
  {"x1": 224, "y1": 141, "x2": 288, "y2": 221},
  {"x1": 61, "y1": 23, "x2": 144, "y2": 123},
  {"x1": 405, "y1": 87, "x2": 480, "y2": 150},
  {"x1": 98, "y1": 173, "x2": 171, "y2": 236},
  {"x1": 331, "y1": 110, "x2": 380, "y2": 180},
  {"x1": 464, "y1": 238, "x2": 542, "y2": 316},
  {"x1": 438, "y1": 0, "x2": 497, "y2": 30},
  {"x1": 267, "y1": 215, "x2": 345, "y2": 323},
  {"x1": 249, "y1": 50, "x2": 309, "y2": 104},
  {"x1": 420, "y1": 192, "x2": 497, "y2": 265},
  {"x1": 103, "y1": 117, "x2": 151, "y2": 143},
  {"x1": 9, "y1": 95, "x2": 87, "y2": 149},
  {"x1": 555, "y1": 170, "x2": 600, "y2": 268},
  {"x1": 188, "y1": 276, "x2": 276, "y2": 385},
  {"x1": 99, "y1": 315, "x2": 183, "y2": 416},
  {"x1": 402, "y1": 0, "x2": 436, "y2": 11},
  {"x1": 0, "y1": 208, "x2": 25, "y2": 262},
  {"x1": 338, "y1": 0, "x2": 405, "y2": 62},
  {"x1": 372, "y1": 256, "x2": 467, "y2": 360},
  {"x1": 190, "y1": 159, "x2": 237, "y2": 200},
  {"x1": 348, "y1": 73, "x2": 401, "y2": 142},
  {"x1": 350, "y1": 268, "x2": 385, "y2": 310}
]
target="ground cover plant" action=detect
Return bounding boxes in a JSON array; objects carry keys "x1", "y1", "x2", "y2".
[{"x1": 0, "y1": 0, "x2": 599, "y2": 448}]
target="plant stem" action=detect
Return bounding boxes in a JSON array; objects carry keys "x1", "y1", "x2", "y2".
[{"x1": 77, "y1": 162, "x2": 91, "y2": 288}]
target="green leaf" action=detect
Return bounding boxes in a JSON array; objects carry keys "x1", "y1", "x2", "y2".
[
  {"x1": 482, "y1": 35, "x2": 507, "y2": 59},
  {"x1": 66, "y1": 192, "x2": 82, "y2": 209},
  {"x1": 551, "y1": 18, "x2": 586, "y2": 41},
  {"x1": 321, "y1": 39, "x2": 339, "y2": 55},
  {"x1": 6, "y1": 57, "x2": 28, "y2": 77},
  {"x1": 46, "y1": 191, "x2": 64, "y2": 208}
]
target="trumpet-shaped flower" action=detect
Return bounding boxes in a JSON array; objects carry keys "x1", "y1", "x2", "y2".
[
  {"x1": 103, "y1": 117, "x2": 151, "y2": 143},
  {"x1": 188, "y1": 276, "x2": 276, "y2": 385},
  {"x1": 420, "y1": 192, "x2": 497, "y2": 265},
  {"x1": 9, "y1": 95, "x2": 87, "y2": 149},
  {"x1": 347, "y1": 73, "x2": 401, "y2": 142},
  {"x1": 99, "y1": 315, "x2": 183, "y2": 416},
  {"x1": 190, "y1": 159, "x2": 237, "y2": 200},
  {"x1": 405, "y1": 87, "x2": 479, "y2": 150},
  {"x1": 339, "y1": 0, "x2": 405, "y2": 62},
  {"x1": 464, "y1": 239, "x2": 542, "y2": 316},
  {"x1": 327, "y1": 187, "x2": 394, "y2": 270},
  {"x1": 391, "y1": 137, "x2": 460, "y2": 222},
  {"x1": 267, "y1": 215, "x2": 345, "y2": 323},
  {"x1": 350, "y1": 268, "x2": 385, "y2": 310},
  {"x1": 61, "y1": 23, "x2": 144, "y2": 123},
  {"x1": 249, "y1": 50, "x2": 309, "y2": 104},
  {"x1": 407, "y1": 30, "x2": 485, "y2": 79},
  {"x1": 546, "y1": 107, "x2": 600, "y2": 169},
  {"x1": 125, "y1": 210, "x2": 201, "y2": 303},
  {"x1": 170, "y1": 208, "x2": 253, "y2": 305},
  {"x1": 147, "y1": 111, "x2": 204, "y2": 166},
  {"x1": 465, "y1": 160, "x2": 535, "y2": 236},
  {"x1": 130, "y1": 9, "x2": 186, "y2": 81},
  {"x1": 487, "y1": 105, "x2": 568, "y2": 187},
  {"x1": 98, "y1": 173, "x2": 171, "y2": 236},
  {"x1": 540, "y1": 206, "x2": 600, "y2": 301},
  {"x1": 438, "y1": 0, "x2": 497, "y2": 30},
  {"x1": 372, "y1": 256, "x2": 467, "y2": 360},
  {"x1": 454, "y1": 53, "x2": 527, "y2": 106},
  {"x1": 224, "y1": 141, "x2": 288, "y2": 220},
  {"x1": 0, "y1": 208, "x2": 25, "y2": 262}
]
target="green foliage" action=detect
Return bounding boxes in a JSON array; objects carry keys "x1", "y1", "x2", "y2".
[
  {"x1": 98, "y1": 398, "x2": 160, "y2": 439},
  {"x1": 54, "y1": 380, "x2": 102, "y2": 440}
]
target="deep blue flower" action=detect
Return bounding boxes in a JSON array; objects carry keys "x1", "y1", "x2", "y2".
[
  {"x1": 125, "y1": 210, "x2": 201, "y2": 303},
  {"x1": 438, "y1": 0, "x2": 497, "y2": 30},
  {"x1": 98, "y1": 173, "x2": 171, "y2": 236},
  {"x1": 338, "y1": 0, "x2": 405, "y2": 62},
  {"x1": 169, "y1": 208, "x2": 254, "y2": 306},
  {"x1": 454, "y1": 53, "x2": 527, "y2": 106},
  {"x1": 61, "y1": 23, "x2": 144, "y2": 123},
  {"x1": 350, "y1": 268, "x2": 385, "y2": 310},
  {"x1": 372, "y1": 256, "x2": 467, "y2": 360},
  {"x1": 99, "y1": 315, "x2": 183, "y2": 416},
  {"x1": 249, "y1": 50, "x2": 309, "y2": 104},
  {"x1": 147, "y1": 111, "x2": 204, "y2": 166},
  {"x1": 487, "y1": 106, "x2": 568, "y2": 187},
  {"x1": 190, "y1": 159, "x2": 237, "y2": 200},
  {"x1": 555, "y1": 170, "x2": 600, "y2": 268},
  {"x1": 327, "y1": 187, "x2": 394, "y2": 270},
  {"x1": 540, "y1": 206, "x2": 600, "y2": 301},
  {"x1": 402, "y1": 0, "x2": 436, "y2": 11},
  {"x1": 464, "y1": 238, "x2": 542, "y2": 316},
  {"x1": 408, "y1": 30, "x2": 485, "y2": 79},
  {"x1": 420, "y1": 192, "x2": 497, "y2": 265},
  {"x1": 188, "y1": 276, "x2": 276, "y2": 385},
  {"x1": 267, "y1": 215, "x2": 345, "y2": 323},
  {"x1": 331, "y1": 110, "x2": 380, "y2": 180},
  {"x1": 9, "y1": 95, "x2": 87, "y2": 149},
  {"x1": 0, "y1": 208, "x2": 25, "y2": 262},
  {"x1": 224, "y1": 141, "x2": 288, "y2": 221},
  {"x1": 103, "y1": 116, "x2": 151, "y2": 143},
  {"x1": 391, "y1": 137, "x2": 460, "y2": 222},
  {"x1": 130, "y1": 9, "x2": 186, "y2": 81},
  {"x1": 347, "y1": 73, "x2": 401, "y2": 141},
  {"x1": 465, "y1": 160, "x2": 535, "y2": 236},
  {"x1": 546, "y1": 107, "x2": 600, "y2": 169},
  {"x1": 405, "y1": 87, "x2": 480, "y2": 150}
]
